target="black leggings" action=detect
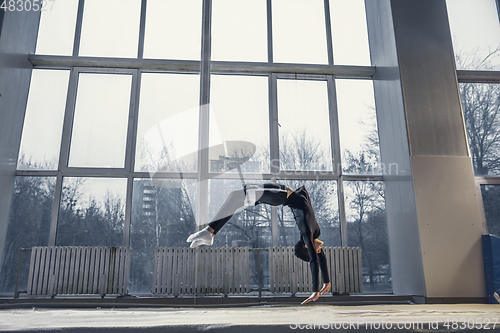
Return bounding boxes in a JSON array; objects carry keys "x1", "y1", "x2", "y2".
[
  {"x1": 208, "y1": 183, "x2": 330, "y2": 292},
  {"x1": 208, "y1": 183, "x2": 287, "y2": 234},
  {"x1": 301, "y1": 234, "x2": 330, "y2": 292}
]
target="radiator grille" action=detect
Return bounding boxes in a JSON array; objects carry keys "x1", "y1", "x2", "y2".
[
  {"x1": 269, "y1": 246, "x2": 363, "y2": 294},
  {"x1": 27, "y1": 246, "x2": 131, "y2": 296},
  {"x1": 152, "y1": 247, "x2": 250, "y2": 295}
]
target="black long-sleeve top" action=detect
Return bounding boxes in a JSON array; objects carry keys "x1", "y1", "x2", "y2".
[
  {"x1": 285, "y1": 185, "x2": 329, "y2": 292},
  {"x1": 285, "y1": 185, "x2": 321, "y2": 240}
]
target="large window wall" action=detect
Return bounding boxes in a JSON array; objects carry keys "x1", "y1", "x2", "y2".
[
  {"x1": 0, "y1": 0, "x2": 390, "y2": 294},
  {"x1": 447, "y1": 0, "x2": 500, "y2": 239}
]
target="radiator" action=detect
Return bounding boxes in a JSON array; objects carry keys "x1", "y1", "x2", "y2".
[
  {"x1": 27, "y1": 246, "x2": 131, "y2": 296},
  {"x1": 269, "y1": 246, "x2": 363, "y2": 294},
  {"x1": 152, "y1": 247, "x2": 250, "y2": 295}
]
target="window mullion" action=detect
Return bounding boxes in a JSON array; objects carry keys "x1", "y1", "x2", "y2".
[
  {"x1": 327, "y1": 77, "x2": 342, "y2": 175},
  {"x1": 266, "y1": 0, "x2": 273, "y2": 63},
  {"x1": 496, "y1": 0, "x2": 500, "y2": 25},
  {"x1": 72, "y1": 0, "x2": 85, "y2": 57},
  {"x1": 122, "y1": 70, "x2": 141, "y2": 247},
  {"x1": 324, "y1": 0, "x2": 334, "y2": 66},
  {"x1": 137, "y1": 0, "x2": 147, "y2": 59},
  {"x1": 337, "y1": 176, "x2": 348, "y2": 247},
  {"x1": 48, "y1": 173, "x2": 63, "y2": 246},
  {"x1": 327, "y1": 76, "x2": 348, "y2": 246},
  {"x1": 123, "y1": 175, "x2": 134, "y2": 247},
  {"x1": 269, "y1": 73, "x2": 279, "y2": 246},
  {"x1": 124, "y1": 71, "x2": 140, "y2": 173},
  {"x1": 48, "y1": 68, "x2": 79, "y2": 246},
  {"x1": 196, "y1": 0, "x2": 212, "y2": 230},
  {"x1": 475, "y1": 180, "x2": 489, "y2": 235},
  {"x1": 269, "y1": 73, "x2": 279, "y2": 175},
  {"x1": 58, "y1": 68, "x2": 79, "y2": 173}
]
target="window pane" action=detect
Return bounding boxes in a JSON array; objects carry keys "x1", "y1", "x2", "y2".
[
  {"x1": 79, "y1": 0, "x2": 141, "y2": 58},
  {"x1": 69, "y1": 74, "x2": 132, "y2": 168},
  {"x1": 460, "y1": 83, "x2": 500, "y2": 176},
  {"x1": 0, "y1": 177, "x2": 55, "y2": 294},
  {"x1": 135, "y1": 73, "x2": 200, "y2": 173},
  {"x1": 481, "y1": 185, "x2": 500, "y2": 237},
  {"x1": 18, "y1": 70, "x2": 69, "y2": 170},
  {"x1": 210, "y1": 75, "x2": 270, "y2": 173},
  {"x1": 143, "y1": 0, "x2": 202, "y2": 60},
  {"x1": 130, "y1": 178, "x2": 197, "y2": 293},
  {"x1": 277, "y1": 180, "x2": 340, "y2": 247},
  {"x1": 277, "y1": 79, "x2": 332, "y2": 171},
  {"x1": 447, "y1": 0, "x2": 500, "y2": 70},
  {"x1": 208, "y1": 179, "x2": 271, "y2": 248},
  {"x1": 212, "y1": 0, "x2": 267, "y2": 62},
  {"x1": 56, "y1": 177, "x2": 126, "y2": 246},
  {"x1": 344, "y1": 181, "x2": 391, "y2": 293},
  {"x1": 35, "y1": 0, "x2": 79, "y2": 56},
  {"x1": 272, "y1": 0, "x2": 328, "y2": 64},
  {"x1": 329, "y1": 0, "x2": 370, "y2": 66},
  {"x1": 336, "y1": 79, "x2": 381, "y2": 175}
]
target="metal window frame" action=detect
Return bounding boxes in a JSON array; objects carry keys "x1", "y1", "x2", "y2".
[
  {"x1": 448, "y1": 0, "x2": 500, "y2": 236},
  {"x1": 474, "y1": 178, "x2": 500, "y2": 235},
  {"x1": 496, "y1": 0, "x2": 500, "y2": 25},
  {"x1": 137, "y1": 0, "x2": 147, "y2": 59},
  {"x1": 72, "y1": 0, "x2": 85, "y2": 57},
  {"x1": 266, "y1": 0, "x2": 273, "y2": 64},
  {"x1": 459, "y1": 77, "x2": 500, "y2": 236},
  {"x1": 456, "y1": 75, "x2": 500, "y2": 236},
  {"x1": 30, "y1": 55, "x2": 375, "y2": 77},
  {"x1": 46, "y1": 67, "x2": 138, "y2": 246},
  {"x1": 20, "y1": 0, "x2": 383, "y2": 249},
  {"x1": 457, "y1": 70, "x2": 500, "y2": 83}
]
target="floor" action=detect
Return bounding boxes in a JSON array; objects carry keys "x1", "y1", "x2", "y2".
[{"x1": 1, "y1": 303, "x2": 500, "y2": 332}]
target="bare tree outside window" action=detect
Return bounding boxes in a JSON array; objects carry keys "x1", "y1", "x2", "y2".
[
  {"x1": 461, "y1": 82, "x2": 500, "y2": 176},
  {"x1": 129, "y1": 179, "x2": 197, "y2": 293},
  {"x1": 342, "y1": 113, "x2": 390, "y2": 292},
  {"x1": 56, "y1": 178, "x2": 126, "y2": 247},
  {"x1": 456, "y1": 48, "x2": 500, "y2": 239},
  {"x1": 0, "y1": 176, "x2": 54, "y2": 293},
  {"x1": 457, "y1": 47, "x2": 500, "y2": 176}
]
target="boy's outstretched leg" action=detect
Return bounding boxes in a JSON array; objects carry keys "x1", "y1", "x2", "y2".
[
  {"x1": 187, "y1": 184, "x2": 288, "y2": 248},
  {"x1": 186, "y1": 188, "x2": 245, "y2": 248}
]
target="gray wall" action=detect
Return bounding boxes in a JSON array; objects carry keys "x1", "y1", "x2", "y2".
[{"x1": 0, "y1": 10, "x2": 40, "y2": 272}]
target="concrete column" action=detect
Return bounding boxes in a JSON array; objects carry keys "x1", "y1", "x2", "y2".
[
  {"x1": 365, "y1": 0, "x2": 426, "y2": 297},
  {"x1": 369, "y1": 0, "x2": 484, "y2": 298},
  {"x1": 0, "y1": 10, "x2": 40, "y2": 272}
]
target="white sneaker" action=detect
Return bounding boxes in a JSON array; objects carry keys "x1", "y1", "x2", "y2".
[{"x1": 186, "y1": 227, "x2": 214, "y2": 248}]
